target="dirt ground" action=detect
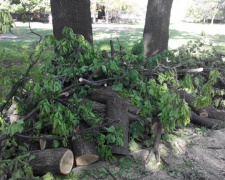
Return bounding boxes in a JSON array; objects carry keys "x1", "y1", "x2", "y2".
[{"x1": 72, "y1": 127, "x2": 225, "y2": 180}]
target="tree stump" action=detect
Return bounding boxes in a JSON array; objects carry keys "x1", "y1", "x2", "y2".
[
  {"x1": 71, "y1": 122, "x2": 99, "y2": 166},
  {"x1": 29, "y1": 148, "x2": 74, "y2": 175}
]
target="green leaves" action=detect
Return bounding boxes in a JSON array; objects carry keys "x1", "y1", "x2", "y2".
[
  {"x1": 96, "y1": 126, "x2": 124, "y2": 159},
  {"x1": 6, "y1": 119, "x2": 24, "y2": 136}
]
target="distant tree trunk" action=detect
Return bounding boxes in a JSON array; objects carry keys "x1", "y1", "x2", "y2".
[
  {"x1": 50, "y1": 0, "x2": 93, "y2": 45},
  {"x1": 211, "y1": 12, "x2": 217, "y2": 24},
  {"x1": 143, "y1": 0, "x2": 173, "y2": 58},
  {"x1": 105, "y1": 9, "x2": 109, "y2": 23}
]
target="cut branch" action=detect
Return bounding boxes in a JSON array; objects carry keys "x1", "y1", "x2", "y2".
[
  {"x1": 29, "y1": 148, "x2": 74, "y2": 175},
  {"x1": 177, "y1": 67, "x2": 204, "y2": 74}
]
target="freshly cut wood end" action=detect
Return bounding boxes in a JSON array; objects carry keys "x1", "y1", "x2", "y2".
[
  {"x1": 76, "y1": 155, "x2": 99, "y2": 166},
  {"x1": 79, "y1": 78, "x2": 83, "y2": 82},
  {"x1": 60, "y1": 149, "x2": 74, "y2": 175},
  {"x1": 199, "y1": 112, "x2": 208, "y2": 118},
  {"x1": 39, "y1": 139, "x2": 46, "y2": 150}
]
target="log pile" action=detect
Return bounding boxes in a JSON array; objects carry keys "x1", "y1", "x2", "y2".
[
  {"x1": 1, "y1": 33, "x2": 225, "y2": 178},
  {"x1": 1, "y1": 87, "x2": 225, "y2": 176}
]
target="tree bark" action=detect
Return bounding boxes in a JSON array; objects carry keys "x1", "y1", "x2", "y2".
[
  {"x1": 105, "y1": 97, "x2": 129, "y2": 155},
  {"x1": 29, "y1": 148, "x2": 74, "y2": 175},
  {"x1": 190, "y1": 112, "x2": 221, "y2": 129},
  {"x1": 50, "y1": 0, "x2": 93, "y2": 45},
  {"x1": 179, "y1": 90, "x2": 225, "y2": 122},
  {"x1": 143, "y1": 0, "x2": 173, "y2": 58},
  {"x1": 71, "y1": 122, "x2": 99, "y2": 166}
]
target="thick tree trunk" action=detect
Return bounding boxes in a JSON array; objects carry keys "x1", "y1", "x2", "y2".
[
  {"x1": 29, "y1": 148, "x2": 74, "y2": 175},
  {"x1": 143, "y1": 0, "x2": 173, "y2": 58},
  {"x1": 50, "y1": 0, "x2": 93, "y2": 45},
  {"x1": 71, "y1": 122, "x2": 99, "y2": 166}
]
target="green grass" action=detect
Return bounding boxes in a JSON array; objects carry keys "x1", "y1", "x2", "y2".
[{"x1": 0, "y1": 22, "x2": 225, "y2": 99}]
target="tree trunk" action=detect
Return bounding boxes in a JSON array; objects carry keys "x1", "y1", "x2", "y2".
[
  {"x1": 143, "y1": 0, "x2": 173, "y2": 58},
  {"x1": 211, "y1": 12, "x2": 217, "y2": 25},
  {"x1": 50, "y1": 0, "x2": 93, "y2": 45},
  {"x1": 105, "y1": 9, "x2": 109, "y2": 23},
  {"x1": 92, "y1": 0, "x2": 97, "y2": 23},
  {"x1": 29, "y1": 148, "x2": 74, "y2": 175}
]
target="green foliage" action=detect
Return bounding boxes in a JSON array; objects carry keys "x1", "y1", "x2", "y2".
[
  {"x1": 96, "y1": 126, "x2": 124, "y2": 159},
  {"x1": 0, "y1": 143, "x2": 38, "y2": 180},
  {"x1": 193, "y1": 70, "x2": 220, "y2": 108},
  {"x1": 186, "y1": 0, "x2": 225, "y2": 23},
  {"x1": 1, "y1": 26, "x2": 224, "y2": 179},
  {"x1": 0, "y1": 10, "x2": 13, "y2": 34},
  {"x1": 129, "y1": 121, "x2": 145, "y2": 139},
  {"x1": 131, "y1": 40, "x2": 144, "y2": 63}
]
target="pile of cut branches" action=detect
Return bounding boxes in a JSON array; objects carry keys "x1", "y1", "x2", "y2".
[{"x1": 0, "y1": 28, "x2": 225, "y2": 178}]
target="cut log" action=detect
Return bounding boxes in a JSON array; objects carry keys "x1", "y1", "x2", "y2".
[
  {"x1": 197, "y1": 105, "x2": 225, "y2": 122},
  {"x1": 106, "y1": 97, "x2": 129, "y2": 155},
  {"x1": 179, "y1": 90, "x2": 225, "y2": 122},
  {"x1": 39, "y1": 136, "x2": 65, "y2": 150},
  {"x1": 15, "y1": 135, "x2": 40, "y2": 151},
  {"x1": 196, "y1": 108, "x2": 208, "y2": 118},
  {"x1": 71, "y1": 122, "x2": 99, "y2": 166},
  {"x1": 29, "y1": 148, "x2": 74, "y2": 175},
  {"x1": 85, "y1": 99, "x2": 143, "y2": 122},
  {"x1": 91, "y1": 87, "x2": 122, "y2": 103},
  {"x1": 91, "y1": 87, "x2": 139, "y2": 113},
  {"x1": 190, "y1": 112, "x2": 220, "y2": 129}
]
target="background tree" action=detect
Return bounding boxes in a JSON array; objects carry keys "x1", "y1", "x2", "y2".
[
  {"x1": 50, "y1": 0, "x2": 93, "y2": 45},
  {"x1": 143, "y1": 0, "x2": 173, "y2": 58},
  {"x1": 95, "y1": 0, "x2": 145, "y2": 23},
  {"x1": 187, "y1": 0, "x2": 225, "y2": 23}
]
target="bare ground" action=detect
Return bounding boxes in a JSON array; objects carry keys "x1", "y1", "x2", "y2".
[{"x1": 72, "y1": 127, "x2": 225, "y2": 180}]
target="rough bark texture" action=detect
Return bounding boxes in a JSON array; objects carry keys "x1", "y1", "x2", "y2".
[
  {"x1": 91, "y1": 88, "x2": 129, "y2": 155},
  {"x1": 143, "y1": 0, "x2": 173, "y2": 57},
  {"x1": 190, "y1": 112, "x2": 221, "y2": 129},
  {"x1": 91, "y1": 87, "x2": 142, "y2": 115},
  {"x1": 71, "y1": 122, "x2": 99, "y2": 166},
  {"x1": 50, "y1": 0, "x2": 93, "y2": 45},
  {"x1": 29, "y1": 148, "x2": 74, "y2": 175},
  {"x1": 106, "y1": 97, "x2": 129, "y2": 155},
  {"x1": 179, "y1": 90, "x2": 225, "y2": 122}
]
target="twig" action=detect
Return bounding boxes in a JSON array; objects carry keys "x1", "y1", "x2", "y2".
[
  {"x1": 106, "y1": 168, "x2": 117, "y2": 180},
  {"x1": 110, "y1": 40, "x2": 115, "y2": 57},
  {"x1": 79, "y1": 78, "x2": 106, "y2": 87},
  {"x1": 62, "y1": 53, "x2": 79, "y2": 85},
  {"x1": 89, "y1": 52, "x2": 121, "y2": 80},
  {"x1": 62, "y1": 82, "x2": 83, "y2": 92},
  {"x1": 16, "y1": 119, "x2": 121, "y2": 140},
  {"x1": 0, "y1": 50, "x2": 43, "y2": 114},
  {"x1": 28, "y1": 21, "x2": 42, "y2": 43},
  {"x1": 207, "y1": 146, "x2": 224, "y2": 149}
]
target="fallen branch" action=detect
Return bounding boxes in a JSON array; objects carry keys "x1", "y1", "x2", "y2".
[
  {"x1": 145, "y1": 121, "x2": 162, "y2": 165},
  {"x1": 177, "y1": 67, "x2": 204, "y2": 74},
  {"x1": 190, "y1": 112, "x2": 220, "y2": 129}
]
